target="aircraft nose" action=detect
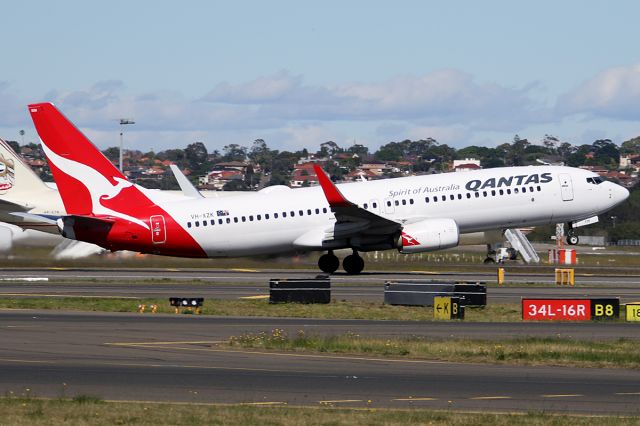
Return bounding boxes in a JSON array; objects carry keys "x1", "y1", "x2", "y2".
[{"x1": 612, "y1": 183, "x2": 630, "y2": 204}]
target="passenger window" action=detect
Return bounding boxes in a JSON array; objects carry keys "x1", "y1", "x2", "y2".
[
  {"x1": 195, "y1": 221, "x2": 200, "y2": 227},
  {"x1": 323, "y1": 207, "x2": 327, "y2": 213},
  {"x1": 522, "y1": 187, "x2": 527, "y2": 193},
  {"x1": 299, "y1": 210, "x2": 303, "y2": 216},
  {"x1": 315, "y1": 208, "x2": 320, "y2": 214},
  {"x1": 499, "y1": 189, "x2": 504, "y2": 195},
  {"x1": 364, "y1": 203, "x2": 368, "y2": 209},
  {"x1": 449, "y1": 194, "x2": 454, "y2": 201},
  {"x1": 249, "y1": 216, "x2": 253, "y2": 221},
  {"x1": 219, "y1": 219, "x2": 223, "y2": 225},
  {"x1": 257, "y1": 215, "x2": 261, "y2": 220},
  {"x1": 307, "y1": 209, "x2": 311, "y2": 215},
  {"x1": 283, "y1": 212, "x2": 287, "y2": 218},
  {"x1": 187, "y1": 222, "x2": 191, "y2": 228},
  {"x1": 514, "y1": 188, "x2": 519, "y2": 194},
  {"x1": 441, "y1": 195, "x2": 446, "y2": 201},
  {"x1": 226, "y1": 218, "x2": 231, "y2": 223},
  {"x1": 401, "y1": 199, "x2": 406, "y2": 205},
  {"x1": 267, "y1": 213, "x2": 272, "y2": 219},
  {"x1": 482, "y1": 191, "x2": 487, "y2": 197},
  {"x1": 425, "y1": 197, "x2": 430, "y2": 203},
  {"x1": 394, "y1": 200, "x2": 399, "y2": 206},
  {"x1": 210, "y1": 220, "x2": 215, "y2": 225},
  {"x1": 491, "y1": 190, "x2": 496, "y2": 196},
  {"x1": 241, "y1": 216, "x2": 246, "y2": 222},
  {"x1": 233, "y1": 217, "x2": 238, "y2": 223},
  {"x1": 475, "y1": 192, "x2": 480, "y2": 198},
  {"x1": 291, "y1": 211, "x2": 295, "y2": 217},
  {"x1": 433, "y1": 197, "x2": 438, "y2": 203},
  {"x1": 203, "y1": 221, "x2": 207, "y2": 226},
  {"x1": 372, "y1": 202, "x2": 377, "y2": 208},
  {"x1": 410, "y1": 199, "x2": 414, "y2": 205},
  {"x1": 457, "y1": 194, "x2": 462, "y2": 200},
  {"x1": 537, "y1": 186, "x2": 541, "y2": 192},
  {"x1": 387, "y1": 201, "x2": 392, "y2": 207},
  {"x1": 507, "y1": 189, "x2": 512, "y2": 195},
  {"x1": 466, "y1": 193, "x2": 471, "y2": 199}
]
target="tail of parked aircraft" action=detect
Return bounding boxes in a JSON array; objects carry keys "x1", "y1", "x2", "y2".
[{"x1": 0, "y1": 137, "x2": 51, "y2": 198}]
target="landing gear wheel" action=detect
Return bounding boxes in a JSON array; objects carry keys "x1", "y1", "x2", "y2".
[
  {"x1": 318, "y1": 252, "x2": 339, "y2": 274},
  {"x1": 567, "y1": 235, "x2": 579, "y2": 245},
  {"x1": 343, "y1": 253, "x2": 365, "y2": 275},
  {"x1": 483, "y1": 257, "x2": 496, "y2": 264}
]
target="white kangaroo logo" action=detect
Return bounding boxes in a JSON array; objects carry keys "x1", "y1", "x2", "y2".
[{"x1": 41, "y1": 140, "x2": 150, "y2": 230}]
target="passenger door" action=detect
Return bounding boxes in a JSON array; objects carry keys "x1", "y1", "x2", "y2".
[{"x1": 559, "y1": 173, "x2": 574, "y2": 201}]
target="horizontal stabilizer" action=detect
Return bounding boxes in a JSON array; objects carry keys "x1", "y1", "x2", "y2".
[
  {"x1": 57, "y1": 215, "x2": 115, "y2": 246},
  {"x1": 9, "y1": 212, "x2": 58, "y2": 225}
]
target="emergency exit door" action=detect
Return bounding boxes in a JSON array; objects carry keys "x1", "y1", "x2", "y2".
[
  {"x1": 150, "y1": 215, "x2": 166, "y2": 244},
  {"x1": 559, "y1": 173, "x2": 574, "y2": 201}
]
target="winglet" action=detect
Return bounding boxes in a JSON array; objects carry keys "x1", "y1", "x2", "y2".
[{"x1": 312, "y1": 164, "x2": 352, "y2": 208}]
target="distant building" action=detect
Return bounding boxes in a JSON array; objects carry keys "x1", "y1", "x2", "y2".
[
  {"x1": 290, "y1": 163, "x2": 319, "y2": 187},
  {"x1": 452, "y1": 158, "x2": 482, "y2": 172}
]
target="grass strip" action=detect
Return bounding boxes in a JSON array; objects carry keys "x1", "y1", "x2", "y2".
[
  {"x1": 0, "y1": 297, "x2": 523, "y2": 321},
  {"x1": 226, "y1": 330, "x2": 640, "y2": 369},
  {"x1": 0, "y1": 397, "x2": 638, "y2": 425}
]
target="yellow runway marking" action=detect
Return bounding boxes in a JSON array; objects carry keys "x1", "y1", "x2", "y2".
[
  {"x1": 393, "y1": 397, "x2": 437, "y2": 401},
  {"x1": 615, "y1": 392, "x2": 640, "y2": 395},
  {"x1": 542, "y1": 394, "x2": 583, "y2": 398},
  {"x1": 231, "y1": 268, "x2": 259, "y2": 273},
  {"x1": 320, "y1": 399, "x2": 363, "y2": 404},
  {"x1": 409, "y1": 271, "x2": 438, "y2": 274},
  {"x1": 239, "y1": 295, "x2": 269, "y2": 300},
  {"x1": 470, "y1": 396, "x2": 511, "y2": 400},
  {"x1": 241, "y1": 401, "x2": 287, "y2": 406},
  {"x1": 106, "y1": 340, "x2": 222, "y2": 347},
  {"x1": 0, "y1": 358, "x2": 51, "y2": 364},
  {"x1": 0, "y1": 293, "x2": 137, "y2": 299}
]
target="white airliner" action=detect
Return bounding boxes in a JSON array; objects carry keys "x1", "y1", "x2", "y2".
[{"x1": 27, "y1": 103, "x2": 629, "y2": 273}]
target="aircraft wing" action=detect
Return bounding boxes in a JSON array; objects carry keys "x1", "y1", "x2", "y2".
[{"x1": 312, "y1": 165, "x2": 401, "y2": 240}]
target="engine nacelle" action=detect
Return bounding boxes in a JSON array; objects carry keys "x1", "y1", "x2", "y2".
[{"x1": 398, "y1": 218, "x2": 459, "y2": 253}]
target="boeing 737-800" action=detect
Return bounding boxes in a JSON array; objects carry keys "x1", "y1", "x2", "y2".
[{"x1": 28, "y1": 103, "x2": 629, "y2": 274}]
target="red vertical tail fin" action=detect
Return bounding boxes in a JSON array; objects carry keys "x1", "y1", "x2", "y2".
[{"x1": 28, "y1": 103, "x2": 152, "y2": 227}]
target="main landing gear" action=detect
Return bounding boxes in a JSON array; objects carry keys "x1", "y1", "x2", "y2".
[{"x1": 318, "y1": 250, "x2": 365, "y2": 275}]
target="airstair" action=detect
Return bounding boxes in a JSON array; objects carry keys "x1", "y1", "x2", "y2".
[{"x1": 504, "y1": 228, "x2": 540, "y2": 263}]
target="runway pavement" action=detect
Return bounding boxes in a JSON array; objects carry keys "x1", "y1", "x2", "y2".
[
  {"x1": 2, "y1": 267, "x2": 640, "y2": 414},
  {"x1": 0, "y1": 310, "x2": 640, "y2": 414},
  {"x1": 2, "y1": 267, "x2": 640, "y2": 303}
]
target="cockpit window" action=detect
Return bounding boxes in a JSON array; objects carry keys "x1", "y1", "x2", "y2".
[{"x1": 586, "y1": 176, "x2": 604, "y2": 185}]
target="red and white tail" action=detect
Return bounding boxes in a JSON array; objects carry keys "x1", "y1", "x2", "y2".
[{"x1": 28, "y1": 103, "x2": 152, "y2": 229}]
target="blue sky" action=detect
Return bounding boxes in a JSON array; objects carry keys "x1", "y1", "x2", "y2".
[{"x1": 1, "y1": 1, "x2": 640, "y2": 153}]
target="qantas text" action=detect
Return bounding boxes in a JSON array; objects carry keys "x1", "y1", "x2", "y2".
[{"x1": 465, "y1": 173, "x2": 552, "y2": 191}]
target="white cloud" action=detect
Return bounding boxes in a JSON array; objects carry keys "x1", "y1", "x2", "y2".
[
  {"x1": 406, "y1": 125, "x2": 471, "y2": 146},
  {"x1": 5, "y1": 67, "x2": 639, "y2": 152},
  {"x1": 557, "y1": 63, "x2": 640, "y2": 120}
]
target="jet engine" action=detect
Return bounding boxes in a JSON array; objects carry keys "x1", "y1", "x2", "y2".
[{"x1": 397, "y1": 218, "x2": 459, "y2": 253}]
